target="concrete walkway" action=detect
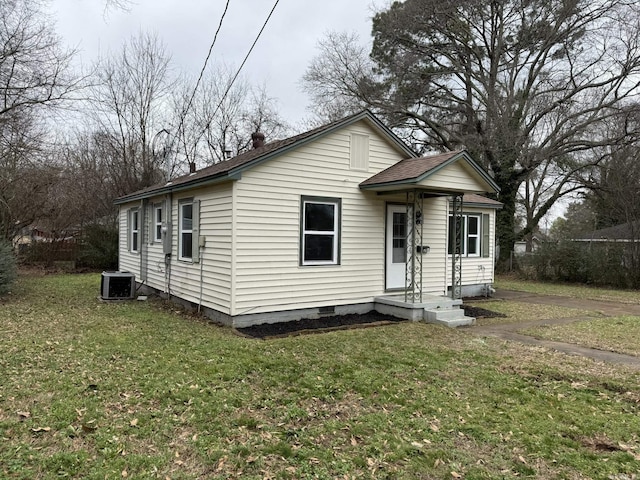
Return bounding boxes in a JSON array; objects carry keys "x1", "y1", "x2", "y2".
[{"x1": 468, "y1": 290, "x2": 640, "y2": 368}]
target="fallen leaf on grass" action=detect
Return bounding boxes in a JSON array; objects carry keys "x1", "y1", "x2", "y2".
[
  {"x1": 16, "y1": 411, "x2": 30, "y2": 419},
  {"x1": 130, "y1": 418, "x2": 138, "y2": 427},
  {"x1": 82, "y1": 420, "x2": 97, "y2": 433},
  {"x1": 31, "y1": 427, "x2": 51, "y2": 433},
  {"x1": 451, "y1": 472, "x2": 463, "y2": 478}
]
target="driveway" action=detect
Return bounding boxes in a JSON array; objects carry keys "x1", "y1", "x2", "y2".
[{"x1": 469, "y1": 290, "x2": 640, "y2": 368}]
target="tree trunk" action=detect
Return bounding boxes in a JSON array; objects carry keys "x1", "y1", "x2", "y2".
[{"x1": 496, "y1": 184, "x2": 518, "y2": 272}]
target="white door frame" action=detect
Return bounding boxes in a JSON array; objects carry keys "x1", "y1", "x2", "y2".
[{"x1": 385, "y1": 204, "x2": 409, "y2": 290}]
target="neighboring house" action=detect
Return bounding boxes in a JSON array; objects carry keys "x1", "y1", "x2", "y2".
[
  {"x1": 513, "y1": 233, "x2": 546, "y2": 255},
  {"x1": 115, "y1": 111, "x2": 501, "y2": 328},
  {"x1": 573, "y1": 221, "x2": 640, "y2": 243},
  {"x1": 13, "y1": 225, "x2": 78, "y2": 253}
]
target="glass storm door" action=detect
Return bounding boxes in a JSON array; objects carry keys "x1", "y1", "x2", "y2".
[{"x1": 386, "y1": 205, "x2": 408, "y2": 289}]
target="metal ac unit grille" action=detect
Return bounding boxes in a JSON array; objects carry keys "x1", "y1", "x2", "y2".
[{"x1": 101, "y1": 271, "x2": 135, "y2": 300}]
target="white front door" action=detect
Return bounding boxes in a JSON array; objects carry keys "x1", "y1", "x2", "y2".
[{"x1": 386, "y1": 204, "x2": 409, "y2": 290}]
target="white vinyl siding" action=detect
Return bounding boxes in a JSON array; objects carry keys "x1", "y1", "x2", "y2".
[
  {"x1": 416, "y1": 160, "x2": 488, "y2": 192},
  {"x1": 232, "y1": 120, "x2": 403, "y2": 315},
  {"x1": 168, "y1": 186, "x2": 232, "y2": 313}
]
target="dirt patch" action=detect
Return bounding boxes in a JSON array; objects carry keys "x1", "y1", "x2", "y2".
[{"x1": 236, "y1": 311, "x2": 406, "y2": 339}]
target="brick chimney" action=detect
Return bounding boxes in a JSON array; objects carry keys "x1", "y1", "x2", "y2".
[{"x1": 251, "y1": 132, "x2": 265, "y2": 149}]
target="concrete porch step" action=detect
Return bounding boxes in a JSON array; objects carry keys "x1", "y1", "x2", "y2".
[
  {"x1": 374, "y1": 294, "x2": 475, "y2": 327},
  {"x1": 424, "y1": 307, "x2": 475, "y2": 327}
]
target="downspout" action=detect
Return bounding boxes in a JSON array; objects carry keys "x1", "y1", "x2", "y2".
[
  {"x1": 165, "y1": 192, "x2": 172, "y2": 301},
  {"x1": 198, "y1": 240, "x2": 205, "y2": 313},
  {"x1": 140, "y1": 199, "x2": 148, "y2": 283}
]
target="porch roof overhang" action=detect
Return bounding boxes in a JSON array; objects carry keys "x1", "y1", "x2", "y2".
[{"x1": 359, "y1": 150, "x2": 500, "y2": 195}]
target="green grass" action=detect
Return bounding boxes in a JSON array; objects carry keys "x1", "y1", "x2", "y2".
[
  {"x1": 495, "y1": 275, "x2": 640, "y2": 304},
  {"x1": 522, "y1": 316, "x2": 640, "y2": 357},
  {"x1": 2, "y1": 273, "x2": 640, "y2": 479},
  {"x1": 469, "y1": 299, "x2": 602, "y2": 327}
]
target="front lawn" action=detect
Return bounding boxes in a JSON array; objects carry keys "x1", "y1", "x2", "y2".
[
  {"x1": 522, "y1": 316, "x2": 640, "y2": 357},
  {"x1": 495, "y1": 275, "x2": 640, "y2": 304},
  {"x1": 2, "y1": 273, "x2": 640, "y2": 479}
]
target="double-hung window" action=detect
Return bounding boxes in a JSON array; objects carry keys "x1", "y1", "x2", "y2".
[
  {"x1": 301, "y1": 196, "x2": 341, "y2": 265},
  {"x1": 154, "y1": 204, "x2": 163, "y2": 243},
  {"x1": 178, "y1": 199, "x2": 200, "y2": 262},
  {"x1": 448, "y1": 214, "x2": 481, "y2": 257},
  {"x1": 179, "y1": 202, "x2": 193, "y2": 260},
  {"x1": 129, "y1": 208, "x2": 140, "y2": 253}
]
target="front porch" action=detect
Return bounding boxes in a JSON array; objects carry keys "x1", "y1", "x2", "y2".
[{"x1": 374, "y1": 294, "x2": 475, "y2": 327}]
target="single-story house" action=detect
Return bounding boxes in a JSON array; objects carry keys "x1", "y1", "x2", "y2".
[
  {"x1": 114, "y1": 110, "x2": 501, "y2": 328},
  {"x1": 573, "y1": 221, "x2": 640, "y2": 243}
]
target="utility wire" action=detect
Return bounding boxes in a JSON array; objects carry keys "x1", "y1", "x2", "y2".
[
  {"x1": 203, "y1": 0, "x2": 281, "y2": 135},
  {"x1": 174, "y1": 0, "x2": 232, "y2": 160}
]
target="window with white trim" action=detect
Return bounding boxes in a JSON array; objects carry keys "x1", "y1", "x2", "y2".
[
  {"x1": 129, "y1": 208, "x2": 140, "y2": 253},
  {"x1": 301, "y1": 196, "x2": 341, "y2": 265},
  {"x1": 448, "y1": 214, "x2": 481, "y2": 257},
  {"x1": 154, "y1": 204, "x2": 163, "y2": 242},
  {"x1": 179, "y1": 202, "x2": 193, "y2": 260}
]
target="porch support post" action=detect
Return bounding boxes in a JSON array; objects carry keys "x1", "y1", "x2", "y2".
[
  {"x1": 451, "y1": 193, "x2": 463, "y2": 299},
  {"x1": 404, "y1": 190, "x2": 424, "y2": 303}
]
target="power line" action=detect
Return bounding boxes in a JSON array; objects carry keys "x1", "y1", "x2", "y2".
[
  {"x1": 204, "y1": 0, "x2": 281, "y2": 133},
  {"x1": 173, "y1": 0, "x2": 281, "y2": 169},
  {"x1": 208, "y1": 0, "x2": 280, "y2": 133},
  {"x1": 174, "y1": 0, "x2": 232, "y2": 157}
]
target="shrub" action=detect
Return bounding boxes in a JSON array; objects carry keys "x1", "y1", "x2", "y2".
[
  {"x1": 77, "y1": 224, "x2": 118, "y2": 270},
  {"x1": 0, "y1": 239, "x2": 17, "y2": 294},
  {"x1": 520, "y1": 240, "x2": 637, "y2": 288}
]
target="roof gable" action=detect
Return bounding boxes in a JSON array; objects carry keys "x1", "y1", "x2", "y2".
[
  {"x1": 575, "y1": 220, "x2": 640, "y2": 241},
  {"x1": 115, "y1": 110, "x2": 416, "y2": 204},
  {"x1": 360, "y1": 150, "x2": 499, "y2": 194}
]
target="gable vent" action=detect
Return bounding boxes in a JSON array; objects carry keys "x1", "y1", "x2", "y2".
[{"x1": 350, "y1": 133, "x2": 369, "y2": 171}]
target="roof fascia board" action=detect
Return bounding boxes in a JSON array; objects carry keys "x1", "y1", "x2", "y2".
[{"x1": 114, "y1": 172, "x2": 241, "y2": 205}]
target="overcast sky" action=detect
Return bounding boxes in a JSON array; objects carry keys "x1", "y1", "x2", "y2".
[{"x1": 48, "y1": 0, "x2": 380, "y2": 128}]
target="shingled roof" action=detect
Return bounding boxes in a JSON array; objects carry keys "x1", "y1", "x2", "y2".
[
  {"x1": 359, "y1": 149, "x2": 499, "y2": 193},
  {"x1": 574, "y1": 220, "x2": 640, "y2": 241},
  {"x1": 360, "y1": 150, "x2": 461, "y2": 186},
  {"x1": 115, "y1": 110, "x2": 416, "y2": 204},
  {"x1": 461, "y1": 193, "x2": 503, "y2": 208}
]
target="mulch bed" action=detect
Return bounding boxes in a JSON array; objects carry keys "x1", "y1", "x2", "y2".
[
  {"x1": 463, "y1": 305, "x2": 507, "y2": 319},
  {"x1": 236, "y1": 311, "x2": 406, "y2": 339},
  {"x1": 236, "y1": 305, "x2": 506, "y2": 339}
]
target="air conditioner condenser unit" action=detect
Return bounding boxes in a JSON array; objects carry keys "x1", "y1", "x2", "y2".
[{"x1": 101, "y1": 271, "x2": 135, "y2": 300}]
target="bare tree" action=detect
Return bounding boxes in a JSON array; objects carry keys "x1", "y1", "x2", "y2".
[
  {"x1": 173, "y1": 65, "x2": 289, "y2": 169},
  {"x1": 90, "y1": 32, "x2": 173, "y2": 195},
  {"x1": 0, "y1": 0, "x2": 83, "y2": 242},
  {"x1": 0, "y1": 110, "x2": 56, "y2": 241},
  {"x1": 302, "y1": 32, "x2": 375, "y2": 125},
  {"x1": 0, "y1": 0, "x2": 80, "y2": 118},
  {"x1": 302, "y1": 0, "x2": 640, "y2": 266}
]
